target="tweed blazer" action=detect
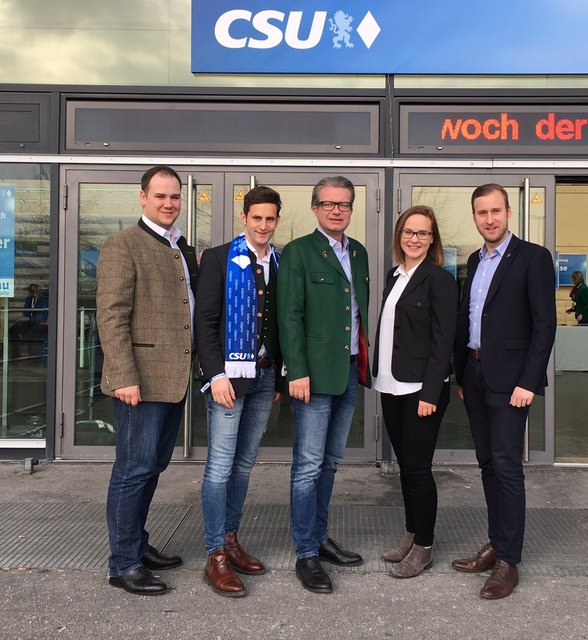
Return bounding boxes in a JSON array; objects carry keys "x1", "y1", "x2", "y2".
[
  {"x1": 96, "y1": 221, "x2": 197, "y2": 403},
  {"x1": 278, "y1": 229, "x2": 371, "y2": 396}
]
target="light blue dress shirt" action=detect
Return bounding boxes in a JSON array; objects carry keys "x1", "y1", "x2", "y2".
[{"x1": 468, "y1": 232, "x2": 513, "y2": 350}]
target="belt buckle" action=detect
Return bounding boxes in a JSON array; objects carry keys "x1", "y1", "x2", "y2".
[{"x1": 257, "y1": 357, "x2": 271, "y2": 369}]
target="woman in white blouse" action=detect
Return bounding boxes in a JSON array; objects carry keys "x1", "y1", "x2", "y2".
[{"x1": 372, "y1": 205, "x2": 457, "y2": 578}]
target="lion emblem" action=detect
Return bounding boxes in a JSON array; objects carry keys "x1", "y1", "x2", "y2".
[{"x1": 329, "y1": 10, "x2": 354, "y2": 49}]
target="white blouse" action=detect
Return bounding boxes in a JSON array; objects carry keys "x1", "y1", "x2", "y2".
[{"x1": 373, "y1": 262, "x2": 423, "y2": 396}]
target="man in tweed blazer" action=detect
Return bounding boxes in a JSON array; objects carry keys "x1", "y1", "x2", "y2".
[{"x1": 97, "y1": 166, "x2": 197, "y2": 596}]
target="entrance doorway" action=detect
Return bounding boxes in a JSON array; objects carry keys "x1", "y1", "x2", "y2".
[
  {"x1": 554, "y1": 182, "x2": 588, "y2": 462},
  {"x1": 395, "y1": 172, "x2": 555, "y2": 463},
  {"x1": 55, "y1": 167, "x2": 381, "y2": 461}
]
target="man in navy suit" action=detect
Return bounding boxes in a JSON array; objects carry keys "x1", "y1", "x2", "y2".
[{"x1": 452, "y1": 184, "x2": 556, "y2": 599}]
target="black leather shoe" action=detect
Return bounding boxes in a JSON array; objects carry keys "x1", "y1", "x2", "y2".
[
  {"x1": 318, "y1": 538, "x2": 363, "y2": 566},
  {"x1": 109, "y1": 566, "x2": 167, "y2": 595},
  {"x1": 142, "y1": 545, "x2": 182, "y2": 570},
  {"x1": 295, "y1": 557, "x2": 332, "y2": 594}
]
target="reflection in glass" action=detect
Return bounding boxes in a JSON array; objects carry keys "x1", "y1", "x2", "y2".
[{"x1": 0, "y1": 165, "x2": 50, "y2": 441}]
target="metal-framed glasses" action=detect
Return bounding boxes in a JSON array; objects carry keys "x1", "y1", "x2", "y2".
[
  {"x1": 317, "y1": 201, "x2": 353, "y2": 212},
  {"x1": 401, "y1": 229, "x2": 433, "y2": 240}
]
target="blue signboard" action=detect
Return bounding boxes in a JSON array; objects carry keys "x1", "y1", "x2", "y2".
[
  {"x1": 557, "y1": 252, "x2": 587, "y2": 287},
  {"x1": 192, "y1": 0, "x2": 588, "y2": 74},
  {"x1": 0, "y1": 186, "x2": 15, "y2": 298}
]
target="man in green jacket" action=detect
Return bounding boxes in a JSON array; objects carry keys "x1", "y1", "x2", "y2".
[{"x1": 278, "y1": 176, "x2": 371, "y2": 594}]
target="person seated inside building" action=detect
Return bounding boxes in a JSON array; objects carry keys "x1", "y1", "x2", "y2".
[{"x1": 9, "y1": 284, "x2": 49, "y2": 358}]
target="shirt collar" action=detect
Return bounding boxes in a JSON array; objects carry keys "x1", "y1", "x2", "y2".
[
  {"x1": 141, "y1": 215, "x2": 182, "y2": 244},
  {"x1": 480, "y1": 231, "x2": 512, "y2": 260},
  {"x1": 317, "y1": 226, "x2": 348, "y2": 250},
  {"x1": 394, "y1": 259, "x2": 423, "y2": 278},
  {"x1": 246, "y1": 239, "x2": 272, "y2": 263}
]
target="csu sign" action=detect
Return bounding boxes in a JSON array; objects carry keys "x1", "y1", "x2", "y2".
[
  {"x1": 192, "y1": 0, "x2": 588, "y2": 75},
  {"x1": 192, "y1": 2, "x2": 384, "y2": 73},
  {"x1": 213, "y1": 10, "x2": 380, "y2": 51}
]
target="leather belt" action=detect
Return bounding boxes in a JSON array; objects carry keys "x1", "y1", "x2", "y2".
[
  {"x1": 350, "y1": 355, "x2": 358, "y2": 363},
  {"x1": 468, "y1": 348, "x2": 482, "y2": 361},
  {"x1": 256, "y1": 357, "x2": 273, "y2": 369}
]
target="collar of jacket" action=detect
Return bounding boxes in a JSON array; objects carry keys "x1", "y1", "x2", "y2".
[{"x1": 137, "y1": 218, "x2": 198, "y2": 291}]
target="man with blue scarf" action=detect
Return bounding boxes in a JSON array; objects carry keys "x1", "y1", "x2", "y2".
[{"x1": 196, "y1": 185, "x2": 282, "y2": 598}]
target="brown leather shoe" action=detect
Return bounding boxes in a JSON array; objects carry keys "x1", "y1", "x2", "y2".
[
  {"x1": 480, "y1": 559, "x2": 519, "y2": 599},
  {"x1": 225, "y1": 531, "x2": 266, "y2": 575},
  {"x1": 204, "y1": 548, "x2": 246, "y2": 597},
  {"x1": 451, "y1": 543, "x2": 497, "y2": 573}
]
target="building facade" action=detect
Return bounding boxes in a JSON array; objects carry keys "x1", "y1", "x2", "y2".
[{"x1": 1, "y1": 0, "x2": 587, "y2": 464}]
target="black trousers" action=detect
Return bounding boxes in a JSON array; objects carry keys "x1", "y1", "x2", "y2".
[
  {"x1": 381, "y1": 382, "x2": 450, "y2": 547},
  {"x1": 462, "y1": 357, "x2": 527, "y2": 566}
]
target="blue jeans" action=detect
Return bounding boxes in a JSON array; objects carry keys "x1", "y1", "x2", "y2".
[
  {"x1": 201, "y1": 366, "x2": 276, "y2": 553},
  {"x1": 290, "y1": 362, "x2": 358, "y2": 558},
  {"x1": 106, "y1": 397, "x2": 185, "y2": 577}
]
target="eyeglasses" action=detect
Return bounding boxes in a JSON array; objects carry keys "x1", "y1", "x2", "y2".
[
  {"x1": 401, "y1": 229, "x2": 433, "y2": 240},
  {"x1": 317, "y1": 201, "x2": 353, "y2": 212}
]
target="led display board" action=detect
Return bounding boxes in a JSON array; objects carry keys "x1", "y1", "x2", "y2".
[{"x1": 401, "y1": 106, "x2": 588, "y2": 155}]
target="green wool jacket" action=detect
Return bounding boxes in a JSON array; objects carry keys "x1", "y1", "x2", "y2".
[{"x1": 278, "y1": 229, "x2": 371, "y2": 396}]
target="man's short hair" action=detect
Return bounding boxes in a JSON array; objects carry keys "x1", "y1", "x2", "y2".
[
  {"x1": 471, "y1": 183, "x2": 510, "y2": 212},
  {"x1": 243, "y1": 186, "x2": 282, "y2": 216},
  {"x1": 141, "y1": 165, "x2": 182, "y2": 194},
  {"x1": 311, "y1": 176, "x2": 355, "y2": 208}
]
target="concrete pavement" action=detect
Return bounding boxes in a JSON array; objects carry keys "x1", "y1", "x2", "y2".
[{"x1": 1, "y1": 461, "x2": 587, "y2": 640}]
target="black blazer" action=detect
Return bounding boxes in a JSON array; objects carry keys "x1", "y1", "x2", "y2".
[
  {"x1": 195, "y1": 242, "x2": 282, "y2": 398},
  {"x1": 372, "y1": 257, "x2": 458, "y2": 405},
  {"x1": 454, "y1": 235, "x2": 556, "y2": 394}
]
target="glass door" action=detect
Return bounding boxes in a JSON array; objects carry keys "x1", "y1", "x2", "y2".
[
  {"x1": 56, "y1": 168, "x2": 382, "y2": 461},
  {"x1": 225, "y1": 171, "x2": 382, "y2": 462},
  {"x1": 56, "y1": 168, "x2": 221, "y2": 459},
  {"x1": 396, "y1": 172, "x2": 555, "y2": 463},
  {"x1": 0, "y1": 164, "x2": 51, "y2": 450},
  {"x1": 554, "y1": 182, "x2": 588, "y2": 462}
]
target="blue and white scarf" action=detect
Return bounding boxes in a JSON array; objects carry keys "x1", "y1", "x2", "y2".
[{"x1": 225, "y1": 233, "x2": 279, "y2": 378}]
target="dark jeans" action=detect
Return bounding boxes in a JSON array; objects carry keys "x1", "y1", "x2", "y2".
[
  {"x1": 381, "y1": 382, "x2": 449, "y2": 547},
  {"x1": 106, "y1": 396, "x2": 185, "y2": 577},
  {"x1": 463, "y1": 358, "x2": 527, "y2": 566}
]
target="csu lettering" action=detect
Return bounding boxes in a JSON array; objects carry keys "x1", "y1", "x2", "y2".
[
  {"x1": 441, "y1": 113, "x2": 519, "y2": 141},
  {"x1": 215, "y1": 10, "x2": 327, "y2": 49}
]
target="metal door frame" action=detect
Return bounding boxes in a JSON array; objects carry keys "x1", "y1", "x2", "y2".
[
  {"x1": 56, "y1": 166, "x2": 384, "y2": 462},
  {"x1": 394, "y1": 169, "x2": 556, "y2": 464},
  {"x1": 56, "y1": 166, "x2": 224, "y2": 460}
]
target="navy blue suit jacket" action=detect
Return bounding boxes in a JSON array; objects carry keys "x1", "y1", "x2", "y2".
[{"x1": 454, "y1": 235, "x2": 556, "y2": 395}]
